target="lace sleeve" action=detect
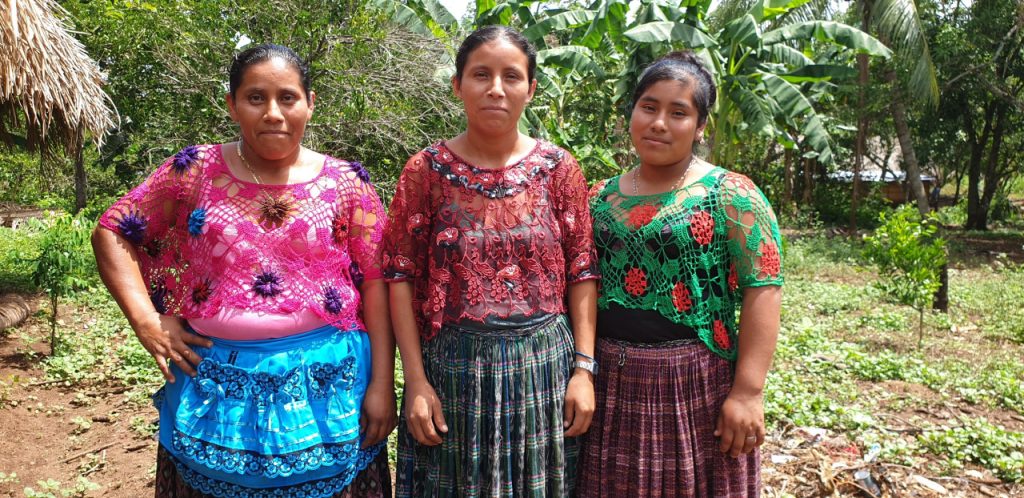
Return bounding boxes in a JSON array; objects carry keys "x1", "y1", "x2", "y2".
[
  {"x1": 552, "y1": 152, "x2": 600, "y2": 283},
  {"x1": 342, "y1": 161, "x2": 387, "y2": 283},
  {"x1": 97, "y1": 145, "x2": 203, "y2": 249},
  {"x1": 382, "y1": 152, "x2": 432, "y2": 282},
  {"x1": 719, "y1": 172, "x2": 783, "y2": 288}
]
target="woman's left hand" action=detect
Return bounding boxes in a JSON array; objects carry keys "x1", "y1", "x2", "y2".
[
  {"x1": 563, "y1": 370, "x2": 595, "y2": 437},
  {"x1": 714, "y1": 391, "x2": 765, "y2": 457},
  {"x1": 360, "y1": 379, "x2": 398, "y2": 448}
]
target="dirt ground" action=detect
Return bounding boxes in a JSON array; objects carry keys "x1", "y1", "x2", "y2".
[{"x1": 1, "y1": 298, "x2": 1023, "y2": 497}]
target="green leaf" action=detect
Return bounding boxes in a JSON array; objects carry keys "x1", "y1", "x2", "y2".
[
  {"x1": 749, "y1": 0, "x2": 814, "y2": 22},
  {"x1": 537, "y1": 46, "x2": 606, "y2": 78},
  {"x1": 729, "y1": 84, "x2": 774, "y2": 137},
  {"x1": 779, "y1": 64, "x2": 858, "y2": 83},
  {"x1": 368, "y1": 0, "x2": 432, "y2": 36},
  {"x1": 419, "y1": 0, "x2": 457, "y2": 29},
  {"x1": 623, "y1": 21, "x2": 717, "y2": 48},
  {"x1": 762, "y1": 21, "x2": 892, "y2": 58},
  {"x1": 764, "y1": 44, "x2": 813, "y2": 68},
  {"x1": 522, "y1": 10, "x2": 597, "y2": 45},
  {"x1": 722, "y1": 15, "x2": 759, "y2": 48}
]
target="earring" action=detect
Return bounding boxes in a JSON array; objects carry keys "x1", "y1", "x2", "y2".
[{"x1": 698, "y1": 136, "x2": 706, "y2": 145}]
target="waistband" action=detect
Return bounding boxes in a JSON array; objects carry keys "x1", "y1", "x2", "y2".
[
  {"x1": 187, "y1": 322, "x2": 358, "y2": 352},
  {"x1": 443, "y1": 313, "x2": 561, "y2": 337}
]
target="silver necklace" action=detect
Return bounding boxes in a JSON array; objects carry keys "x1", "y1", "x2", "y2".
[
  {"x1": 632, "y1": 155, "x2": 695, "y2": 196},
  {"x1": 236, "y1": 141, "x2": 262, "y2": 185}
]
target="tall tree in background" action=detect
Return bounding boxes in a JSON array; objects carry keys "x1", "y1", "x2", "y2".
[{"x1": 851, "y1": 0, "x2": 939, "y2": 225}]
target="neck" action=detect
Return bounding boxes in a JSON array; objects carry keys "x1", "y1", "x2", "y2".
[
  {"x1": 239, "y1": 141, "x2": 304, "y2": 183},
  {"x1": 638, "y1": 155, "x2": 694, "y2": 185},
  {"x1": 459, "y1": 127, "x2": 527, "y2": 168}
]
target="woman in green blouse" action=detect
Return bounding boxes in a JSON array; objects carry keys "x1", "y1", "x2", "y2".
[{"x1": 577, "y1": 51, "x2": 783, "y2": 497}]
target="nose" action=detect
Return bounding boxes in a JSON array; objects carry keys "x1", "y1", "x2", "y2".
[
  {"x1": 486, "y1": 76, "x2": 505, "y2": 99},
  {"x1": 264, "y1": 99, "x2": 285, "y2": 123},
  {"x1": 650, "y1": 112, "x2": 668, "y2": 132}
]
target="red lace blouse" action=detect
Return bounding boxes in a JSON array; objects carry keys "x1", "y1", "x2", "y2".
[{"x1": 382, "y1": 140, "x2": 600, "y2": 340}]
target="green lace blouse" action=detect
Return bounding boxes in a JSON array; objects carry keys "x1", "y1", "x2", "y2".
[{"x1": 590, "y1": 167, "x2": 783, "y2": 360}]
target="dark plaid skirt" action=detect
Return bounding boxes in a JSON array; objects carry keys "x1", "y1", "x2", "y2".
[
  {"x1": 155, "y1": 445, "x2": 392, "y2": 497},
  {"x1": 577, "y1": 338, "x2": 760, "y2": 497},
  {"x1": 396, "y1": 314, "x2": 578, "y2": 498}
]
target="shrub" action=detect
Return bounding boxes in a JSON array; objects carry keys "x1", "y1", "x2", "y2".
[{"x1": 862, "y1": 205, "x2": 947, "y2": 348}]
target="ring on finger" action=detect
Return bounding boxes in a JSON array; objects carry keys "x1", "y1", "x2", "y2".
[{"x1": 745, "y1": 435, "x2": 757, "y2": 440}]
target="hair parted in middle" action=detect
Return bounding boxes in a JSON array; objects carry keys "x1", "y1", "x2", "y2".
[
  {"x1": 454, "y1": 25, "x2": 538, "y2": 82},
  {"x1": 632, "y1": 51, "x2": 717, "y2": 126}
]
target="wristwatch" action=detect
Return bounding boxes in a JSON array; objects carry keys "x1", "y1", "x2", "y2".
[{"x1": 573, "y1": 359, "x2": 598, "y2": 376}]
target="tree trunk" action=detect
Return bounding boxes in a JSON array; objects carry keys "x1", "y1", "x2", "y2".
[
  {"x1": 783, "y1": 147, "x2": 794, "y2": 212},
  {"x1": 0, "y1": 294, "x2": 31, "y2": 330},
  {"x1": 965, "y1": 101, "x2": 996, "y2": 230},
  {"x1": 73, "y1": 131, "x2": 87, "y2": 214},
  {"x1": 979, "y1": 105, "x2": 1008, "y2": 222},
  {"x1": 851, "y1": 2, "x2": 872, "y2": 231},
  {"x1": 885, "y1": 69, "x2": 930, "y2": 216},
  {"x1": 802, "y1": 157, "x2": 814, "y2": 205}
]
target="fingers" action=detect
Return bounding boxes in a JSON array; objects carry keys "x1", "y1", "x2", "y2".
[
  {"x1": 154, "y1": 354, "x2": 175, "y2": 383},
  {"x1": 180, "y1": 331, "x2": 214, "y2": 348},
  {"x1": 563, "y1": 395, "x2": 576, "y2": 430},
  {"x1": 430, "y1": 396, "x2": 448, "y2": 435},
  {"x1": 564, "y1": 406, "x2": 592, "y2": 437}
]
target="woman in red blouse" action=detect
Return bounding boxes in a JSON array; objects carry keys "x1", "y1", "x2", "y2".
[{"x1": 383, "y1": 26, "x2": 599, "y2": 497}]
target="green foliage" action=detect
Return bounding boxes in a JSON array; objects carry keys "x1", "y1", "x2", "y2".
[
  {"x1": 863, "y1": 205, "x2": 946, "y2": 345},
  {"x1": 29, "y1": 213, "x2": 96, "y2": 355},
  {"x1": 0, "y1": 226, "x2": 43, "y2": 293},
  {"x1": 812, "y1": 181, "x2": 892, "y2": 228},
  {"x1": 919, "y1": 418, "x2": 1024, "y2": 482},
  {"x1": 22, "y1": 477, "x2": 99, "y2": 498}
]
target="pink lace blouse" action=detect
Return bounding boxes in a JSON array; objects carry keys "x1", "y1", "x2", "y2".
[{"x1": 98, "y1": 144, "x2": 386, "y2": 338}]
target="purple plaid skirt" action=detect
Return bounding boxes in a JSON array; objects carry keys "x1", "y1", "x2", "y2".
[{"x1": 577, "y1": 338, "x2": 760, "y2": 497}]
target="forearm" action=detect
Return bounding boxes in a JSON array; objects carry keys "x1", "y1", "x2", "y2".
[
  {"x1": 389, "y1": 281, "x2": 428, "y2": 384},
  {"x1": 360, "y1": 279, "x2": 395, "y2": 385},
  {"x1": 91, "y1": 226, "x2": 160, "y2": 332},
  {"x1": 567, "y1": 280, "x2": 597, "y2": 359},
  {"x1": 732, "y1": 285, "x2": 782, "y2": 397}
]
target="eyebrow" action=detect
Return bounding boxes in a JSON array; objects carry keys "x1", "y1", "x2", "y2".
[
  {"x1": 468, "y1": 63, "x2": 526, "y2": 74},
  {"x1": 639, "y1": 95, "x2": 693, "y2": 109}
]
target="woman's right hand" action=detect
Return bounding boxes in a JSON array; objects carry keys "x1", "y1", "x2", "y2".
[
  {"x1": 403, "y1": 378, "x2": 447, "y2": 446},
  {"x1": 134, "y1": 313, "x2": 212, "y2": 383}
]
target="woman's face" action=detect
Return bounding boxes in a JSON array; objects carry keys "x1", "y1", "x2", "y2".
[
  {"x1": 629, "y1": 79, "x2": 705, "y2": 170},
  {"x1": 453, "y1": 39, "x2": 536, "y2": 136},
  {"x1": 227, "y1": 58, "x2": 314, "y2": 161}
]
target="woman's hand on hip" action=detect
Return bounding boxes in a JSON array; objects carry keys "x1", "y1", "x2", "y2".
[
  {"x1": 714, "y1": 391, "x2": 766, "y2": 457},
  {"x1": 563, "y1": 370, "x2": 595, "y2": 437},
  {"x1": 404, "y1": 378, "x2": 447, "y2": 446},
  {"x1": 134, "y1": 313, "x2": 211, "y2": 383},
  {"x1": 361, "y1": 380, "x2": 398, "y2": 448}
]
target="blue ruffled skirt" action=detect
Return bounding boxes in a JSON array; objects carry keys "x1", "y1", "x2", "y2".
[{"x1": 154, "y1": 324, "x2": 383, "y2": 498}]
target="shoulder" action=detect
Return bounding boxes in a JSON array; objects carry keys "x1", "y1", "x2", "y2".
[
  {"x1": 164, "y1": 144, "x2": 219, "y2": 175},
  {"x1": 323, "y1": 155, "x2": 373, "y2": 185},
  {"x1": 588, "y1": 177, "x2": 617, "y2": 199}
]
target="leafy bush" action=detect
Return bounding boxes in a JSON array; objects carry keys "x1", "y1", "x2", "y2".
[
  {"x1": 30, "y1": 213, "x2": 96, "y2": 355},
  {"x1": 919, "y1": 418, "x2": 1024, "y2": 482},
  {"x1": 863, "y1": 205, "x2": 947, "y2": 347}
]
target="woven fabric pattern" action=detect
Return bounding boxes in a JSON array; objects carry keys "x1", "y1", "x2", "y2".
[
  {"x1": 577, "y1": 339, "x2": 760, "y2": 497},
  {"x1": 98, "y1": 144, "x2": 386, "y2": 333},
  {"x1": 589, "y1": 168, "x2": 783, "y2": 359},
  {"x1": 395, "y1": 315, "x2": 579, "y2": 497}
]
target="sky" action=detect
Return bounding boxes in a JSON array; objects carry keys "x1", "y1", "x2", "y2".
[{"x1": 439, "y1": 0, "x2": 472, "y2": 19}]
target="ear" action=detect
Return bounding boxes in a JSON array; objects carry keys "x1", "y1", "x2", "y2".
[
  {"x1": 307, "y1": 91, "x2": 316, "y2": 120},
  {"x1": 226, "y1": 93, "x2": 239, "y2": 122},
  {"x1": 451, "y1": 75, "x2": 463, "y2": 100},
  {"x1": 695, "y1": 121, "x2": 707, "y2": 140},
  {"x1": 526, "y1": 78, "x2": 537, "y2": 103}
]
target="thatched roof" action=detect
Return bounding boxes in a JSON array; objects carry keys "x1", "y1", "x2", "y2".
[{"x1": 0, "y1": 0, "x2": 116, "y2": 149}]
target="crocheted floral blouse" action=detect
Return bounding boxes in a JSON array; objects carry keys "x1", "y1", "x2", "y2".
[
  {"x1": 590, "y1": 167, "x2": 783, "y2": 360},
  {"x1": 98, "y1": 144, "x2": 386, "y2": 333},
  {"x1": 382, "y1": 140, "x2": 600, "y2": 340}
]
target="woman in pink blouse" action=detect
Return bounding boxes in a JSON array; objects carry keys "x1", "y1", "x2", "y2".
[
  {"x1": 92, "y1": 44, "x2": 395, "y2": 497},
  {"x1": 383, "y1": 26, "x2": 599, "y2": 497}
]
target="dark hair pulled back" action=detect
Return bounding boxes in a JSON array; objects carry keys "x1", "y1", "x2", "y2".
[
  {"x1": 455, "y1": 25, "x2": 537, "y2": 82},
  {"x1": 632, "y1": 51, "x2": 717, "y2": 126},
  {"x1": 229, "y1": 44, "x2": 311, "y2": 99}
]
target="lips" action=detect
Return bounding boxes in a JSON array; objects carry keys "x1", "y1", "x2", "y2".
[{"x1": 642, "y1": 136, "x2": 670, "y2": 145}]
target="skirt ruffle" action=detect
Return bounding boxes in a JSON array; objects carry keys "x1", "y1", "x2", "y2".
[{"x1": 155, "y1": 324, "x2": 383, "y2": 497}]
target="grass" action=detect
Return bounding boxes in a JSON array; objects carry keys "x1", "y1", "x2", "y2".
[{"x1": 2, "y1": 224, "x2": 1022, "y2": 484}]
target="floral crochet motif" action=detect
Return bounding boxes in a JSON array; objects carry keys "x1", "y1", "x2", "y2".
[
  {"x1": 308, "y1": 358, "x2": 357, "y2": 399},
  {"x1": 590, "y1": 168, "x2": 783, "y2": 361},
  {"x1": 98, "y1": 145, "x2": 387, "y2": 334}
]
